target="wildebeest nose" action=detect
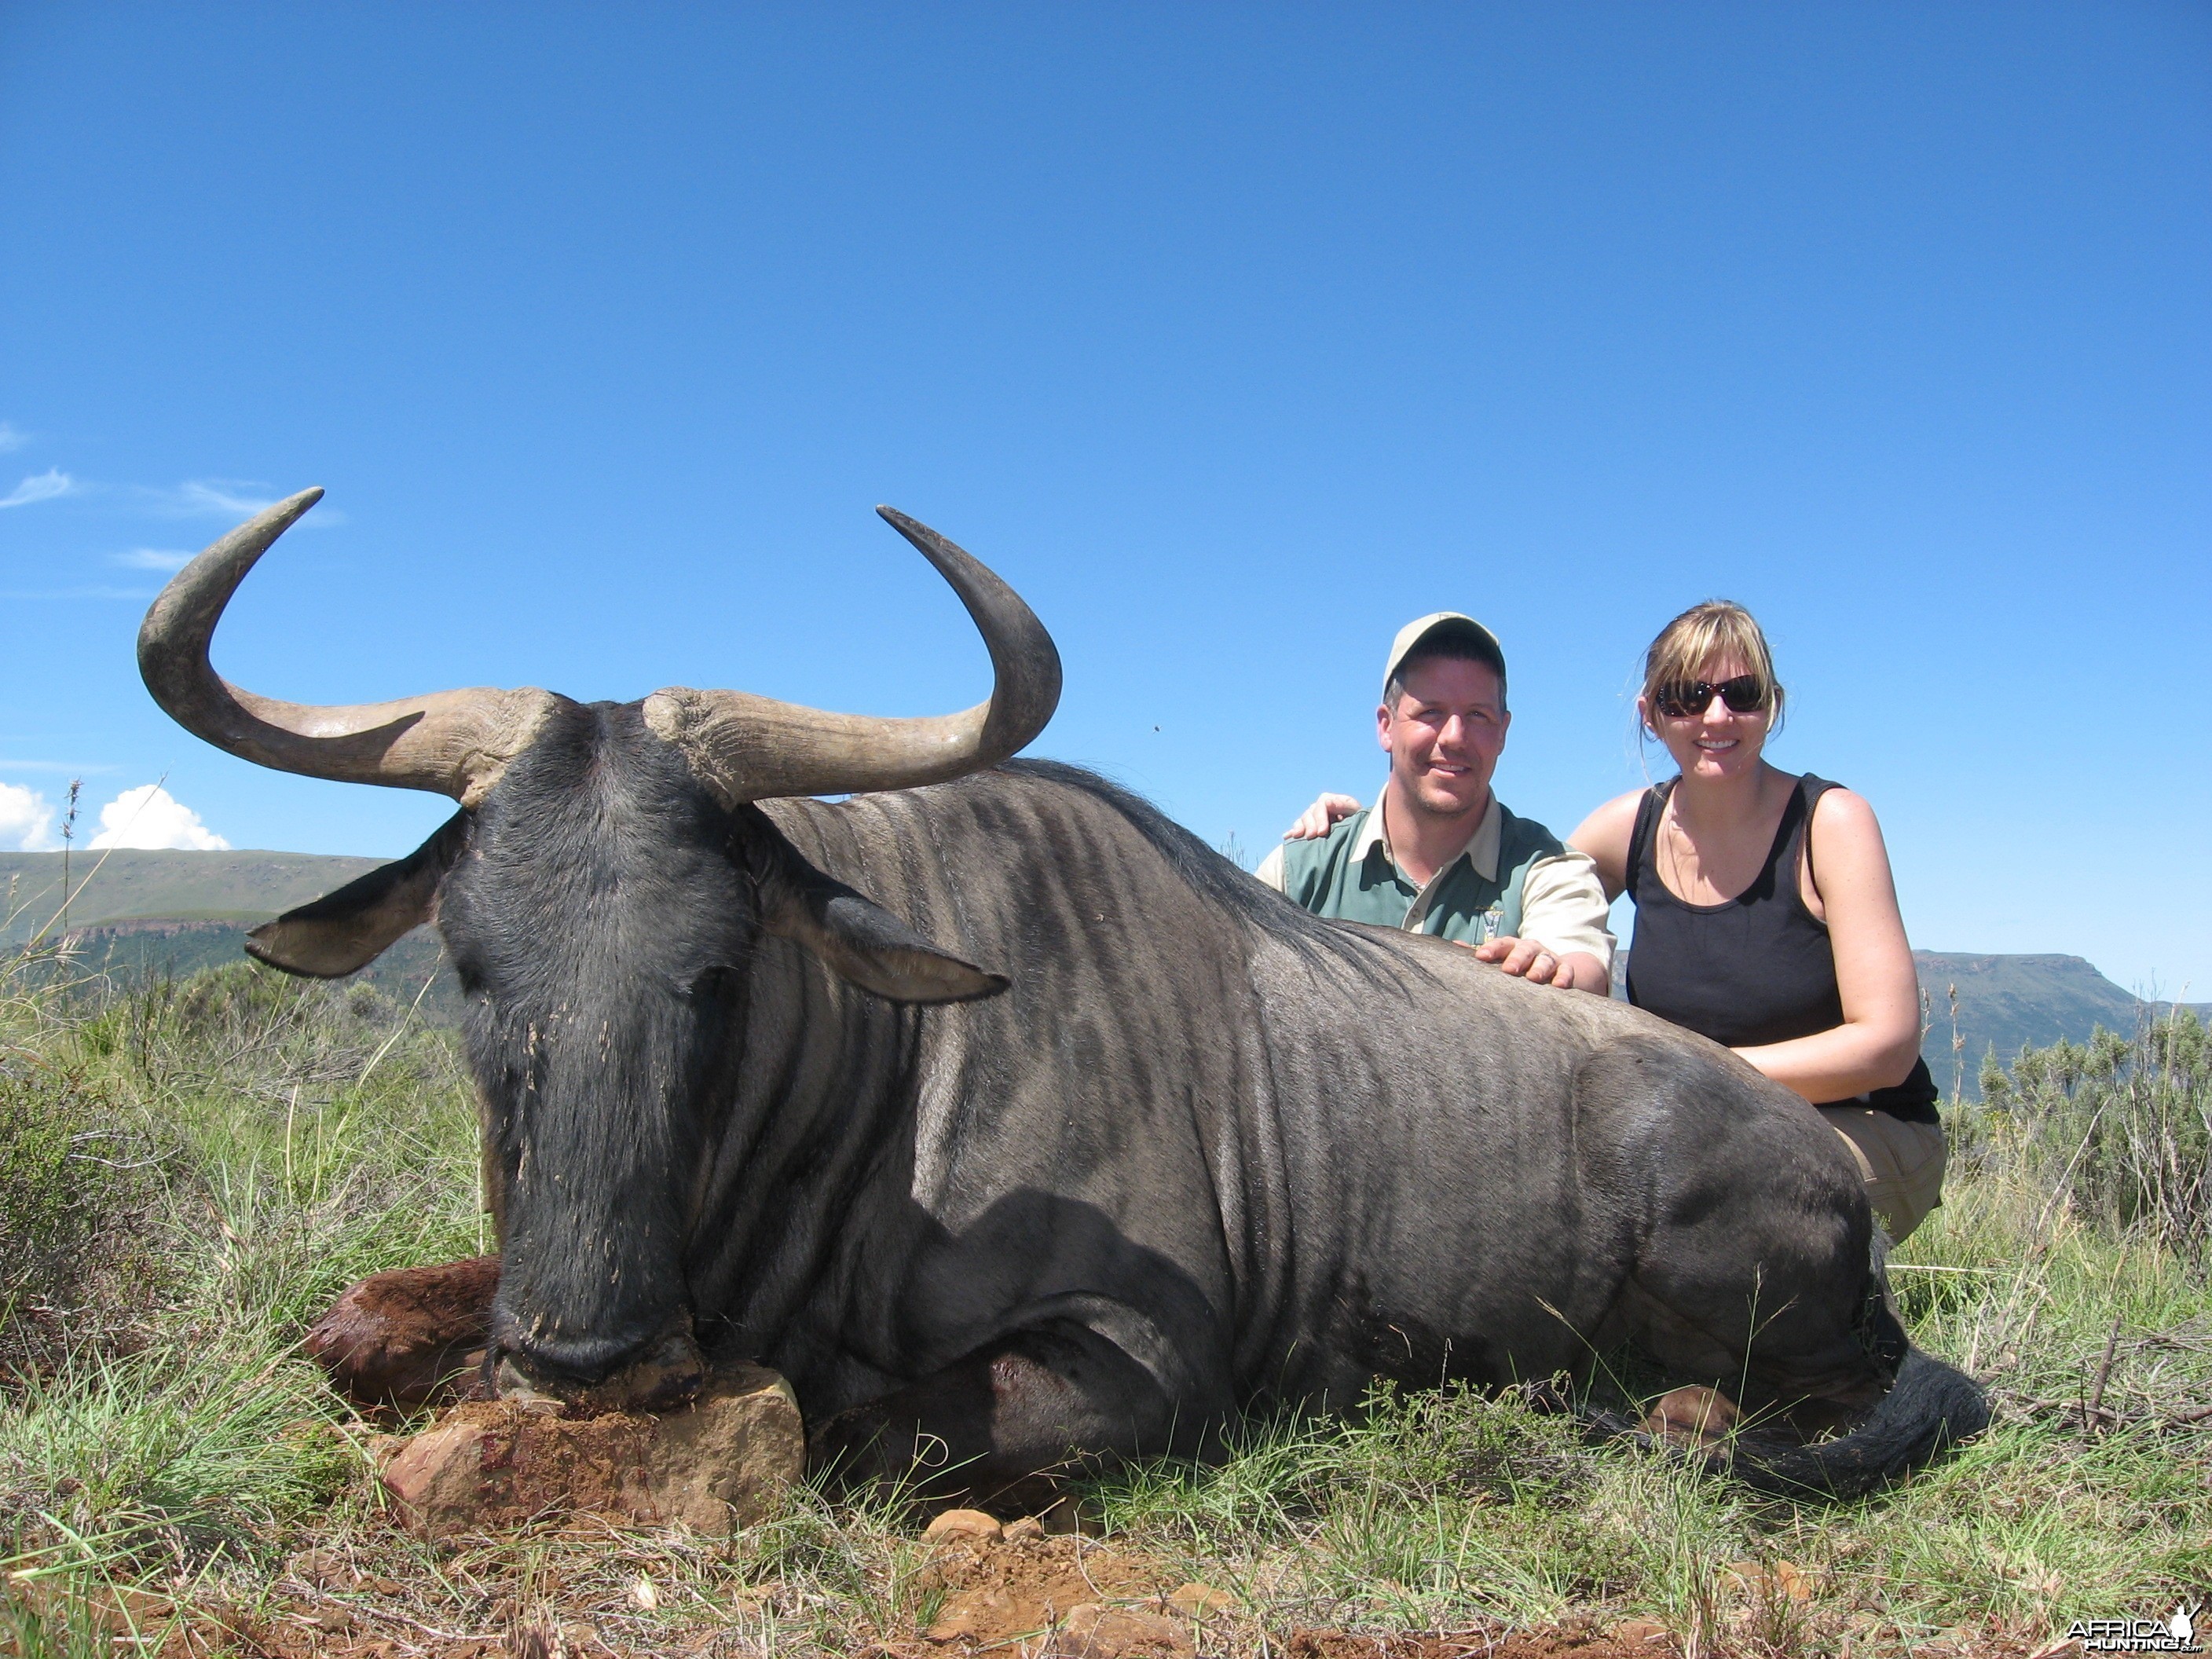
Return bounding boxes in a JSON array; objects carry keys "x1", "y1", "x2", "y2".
[{"x1": 493, "y1": 1322, "x2": 705, "y2": 1413}]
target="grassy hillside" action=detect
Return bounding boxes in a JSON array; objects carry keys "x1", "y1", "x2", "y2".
[
  {"x1": 0, "y1": 849, "x2": 384, "y2": 943},
  {"x1": 16, "y1": 849, "x2": 2203, "y2": 1100},
  {"x1": 1611, "y1": 947, "x2": 2197, "y2": 1101},
  {"x1": 57, "y1": 918, "x2": 460, "y2": 1016},
  {"x1": 1914, "y1": 950, "x2": 2208, "y2": 1098}
]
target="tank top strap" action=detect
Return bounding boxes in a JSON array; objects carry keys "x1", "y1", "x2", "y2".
[
  {"x1": 1789, "y1": 774, "x2": 1843, "y2": 901},
  {"x1": 1624, "y1": 780, "x2": 1672, "y2": 898}
]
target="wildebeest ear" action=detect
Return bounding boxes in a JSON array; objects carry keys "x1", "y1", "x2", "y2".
[
  {"x1": 755, "y1": 841, "x2": 1007, "y2": 1005},
  {"x1": 247, "y1": 812, "x2": 471, "y2": 979}
]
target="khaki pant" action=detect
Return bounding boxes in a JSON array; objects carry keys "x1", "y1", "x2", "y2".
[{"x1": 1818, "y1": 1105, "x2": 1947, "y2": 1243}]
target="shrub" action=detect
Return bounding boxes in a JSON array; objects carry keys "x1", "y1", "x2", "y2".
[
  {"x1": 0, "y1": 1055, "x2": 160, "y2": 1379},
  {"x1": 1972, "y1": 1010, "x2": 2211, "y2": 1265}
]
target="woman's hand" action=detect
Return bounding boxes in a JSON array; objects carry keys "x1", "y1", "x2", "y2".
[{"x1": 1283, "y1": 793, "x2": 1363, "y2": 840}]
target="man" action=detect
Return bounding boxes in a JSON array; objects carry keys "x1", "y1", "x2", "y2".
[{"x1": 1254, "y1": 613, "x2": 1613, "y2": 992}]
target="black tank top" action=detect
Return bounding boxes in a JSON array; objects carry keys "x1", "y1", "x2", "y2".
[{"x1": 1624, "y1": 773, "x2": 1938, "y2": 1123}]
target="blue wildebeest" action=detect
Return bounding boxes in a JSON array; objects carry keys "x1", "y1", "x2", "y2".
[{"x1": 140, "y1": 490, "x2": 1983, "y2": 1502}]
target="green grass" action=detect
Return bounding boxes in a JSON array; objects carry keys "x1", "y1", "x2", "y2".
[{"x1": 0, "y1": 954, "x2": 2203, "y2": 1656}]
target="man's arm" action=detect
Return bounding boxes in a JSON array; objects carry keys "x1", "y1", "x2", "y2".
[
  {"x1": 1252, "y1": 844, "x2": 1287, "y2": 892},
  {"x1": 1470, "y1": 848, "x2": 1615, "y2": 993}
]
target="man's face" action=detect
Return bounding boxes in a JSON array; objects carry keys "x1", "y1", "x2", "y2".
[{"x1": 1377, "y1": 656, "x2": 1511, "y2": 822}]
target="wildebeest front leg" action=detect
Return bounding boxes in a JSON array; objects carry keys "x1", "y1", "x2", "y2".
[
  {"x1": 812, "y1": 1320, "x2": 1177, "y2": 1514},
  {"x1": 306, "y1": 1255, "x2": 502, "y2": 1408}
]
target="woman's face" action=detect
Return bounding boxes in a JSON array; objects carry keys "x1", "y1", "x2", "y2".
[{"x1": 1643, "y1": 653, "x2": 1770, "y2": 782}]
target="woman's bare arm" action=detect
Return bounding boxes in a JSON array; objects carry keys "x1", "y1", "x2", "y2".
[
  {"x1": 1732, "y1": 789, "x2": 1925, "y2": 1102},
  {"x1": 1566, "y1": 790, "x2": 1643, "y2": 903}
]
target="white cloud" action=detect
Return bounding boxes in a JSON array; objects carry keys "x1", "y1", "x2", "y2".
[
  {"x1": 0, "y1": 782, "x2": 57, "y2": 851},
  {"x1": 0, "y1": 423, "x2": 27, "y2": 453},
  {"x1": 170, "y1": 480, "x2": 275, "y2": 516},
  {"x1": 110, "y1": 548, "x2": 194, "y2": 572},
  {"x1": 147, "y1": 479, "x2": 342, "y2": 527},
  {"x1": 86, "y1": 784, "x2": 230, "y2": 851},
  {"x1": 0, "y1": 469, "x2": 72, "y2": 509}
]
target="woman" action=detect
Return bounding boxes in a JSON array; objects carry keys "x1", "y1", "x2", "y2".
[{"x1": 1282, "y1": 600, "x2": 1945, "y2": 1240}]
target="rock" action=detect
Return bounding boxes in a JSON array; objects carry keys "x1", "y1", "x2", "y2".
[
  {"x1": 1613, "y1": 1617, "x2": 1673, "y2": 1646},
  {"x1": 1002, "y1": 1514, "x2": 1047, "y2": 1542},
  {"x1": 1166, "y1": 1582, "x2": 1236, "y2": 1617},
  {"x1": 924, "y1": 1507, "x2": 1005, "y2": 1542},
  {"x1": 1042, "y1": 1602, "x2": 1192, "y2": 1657},
  {"x1": 306, "y1": 1255, "x2": 500, "y2": 1408},
  {"x1": 377, "y1": 1362, "x2": 802, "y2": 1537}
]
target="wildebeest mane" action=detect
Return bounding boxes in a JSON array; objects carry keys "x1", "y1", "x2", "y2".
[{"x1": 999, "y1": 759, "x2": 1419, "y2": 987}]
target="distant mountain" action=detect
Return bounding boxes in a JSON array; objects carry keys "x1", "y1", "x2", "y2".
[
  {"x1": 0, "y1": 849, "x2": 386, "y2": 943},
  {"x1": 1603, "y1": 946, "x2": 2194, "y2": 1101},
  {"x1": 1, "y1": 848, "x2": 461, "y2": 1017},
  {"x1": 9, "y1": 851, "x2": 2200, "y2": 1091},
  {"x1": 1910, "y1": 950, "x2": 2206, "y2": 1099}
]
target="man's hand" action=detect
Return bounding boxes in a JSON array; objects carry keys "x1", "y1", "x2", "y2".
[
  {"x1": 1284, "y1": 793, "x2": 1363, "y2": 840},
  {"x1": 1468, "y1": 936, "x2": 1609, "y2": 993}
]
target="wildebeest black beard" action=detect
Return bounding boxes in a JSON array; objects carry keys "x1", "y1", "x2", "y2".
[{"x1": 441, "y1": 699, "x2": 753, "y2": 1391}]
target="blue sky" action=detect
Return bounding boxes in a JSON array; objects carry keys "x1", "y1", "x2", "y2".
[{"x1": 2, "y1": 4, "x2": 2207, "y2": 993}]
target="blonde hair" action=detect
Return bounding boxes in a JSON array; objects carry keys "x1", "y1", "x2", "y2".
[{"x1": 1639, "y1": 600, "x2": 1784, "y2": 736}]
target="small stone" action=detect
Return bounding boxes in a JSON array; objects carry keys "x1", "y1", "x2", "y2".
[
  {"x1": 1002, "y1": 1514, "x2": 1046, "y2": 1542},
  {"x1": 1166, "y1": 1582, "x2": 1236, "y2": 1617},
  {"x1": 922, "y1": 1507, "x2": 1005, "y2": 1542},
  {"x1": 1614, "y1": 1618, "x2": 1672, "y2": 1646}
]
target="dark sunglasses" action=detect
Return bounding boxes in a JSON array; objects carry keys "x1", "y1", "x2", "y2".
[{"x1": 1654, "y1": 676, "x2": 1769, "y2": 719}]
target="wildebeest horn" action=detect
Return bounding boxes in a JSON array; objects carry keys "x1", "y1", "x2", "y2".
[
  {"x1": 642, "y1": 507, "x2": 1062, "y2": 804},
  {"x1": 137, "y1": 489, "x2": 561, "y2": 807}
]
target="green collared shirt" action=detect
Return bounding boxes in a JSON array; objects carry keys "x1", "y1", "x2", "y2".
[{"x1": 1254, "y1": 797, "x2": 1613, "y2": 961}]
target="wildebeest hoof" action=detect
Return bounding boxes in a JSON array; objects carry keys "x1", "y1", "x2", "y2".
[
  {"x1": 1643, "y1": 1385, "x2": 1741, "y2": 1448},
  {"x1": 305, "y1": 1255, "x2": 500, "y2": 1410}
]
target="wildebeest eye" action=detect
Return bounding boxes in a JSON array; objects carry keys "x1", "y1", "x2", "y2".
[{"x1": 682, "y1": 967, "x2": 738, "y2": 1002}]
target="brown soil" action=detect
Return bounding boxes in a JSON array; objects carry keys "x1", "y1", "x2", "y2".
[
  {"x1": 28, "y1": 1528, "x2": 2067, "y2": 1659},
  {"x1": 1279, "y1": 1628, "x2": 1674, "y2": 1659},
  {"x1": 914, "y1": 1529, "x2": 1181, "y2": 1650}
]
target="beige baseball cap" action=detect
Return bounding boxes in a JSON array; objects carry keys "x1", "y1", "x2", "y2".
[{"x1": 1382, "y1": 612, "x2": 1507, "y2": 696}]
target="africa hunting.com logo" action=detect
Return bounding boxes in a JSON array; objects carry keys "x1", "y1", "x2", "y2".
[{"x1": 2066, "y1": 1602, "x2": 2203, "y2": 1654}]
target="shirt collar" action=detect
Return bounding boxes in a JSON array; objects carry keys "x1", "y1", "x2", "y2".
[{"x1": 1359, "y1": 793, "x2": 1503, "y2": 883}]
